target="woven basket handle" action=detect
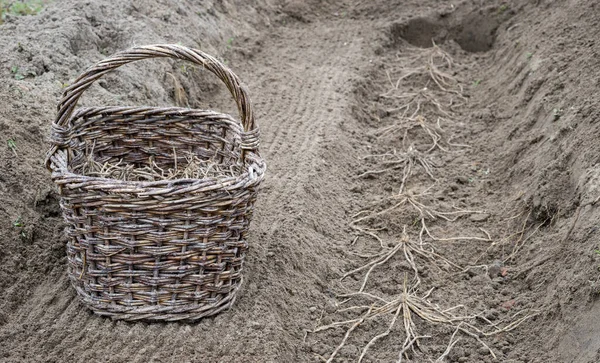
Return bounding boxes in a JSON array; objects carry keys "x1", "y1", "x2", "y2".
[{"x1": 55, "y1": 44, "x2": 258, "y2": 149}]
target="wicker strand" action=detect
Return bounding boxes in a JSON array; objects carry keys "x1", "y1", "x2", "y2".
[
  {"x1": 46, "y1": 44, "x2": 266, "y2": 321},
  {"x1": 46, "y1": 44, "x2": 257, "y2": 169}
]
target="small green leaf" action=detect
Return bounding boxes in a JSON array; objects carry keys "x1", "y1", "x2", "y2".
[
  {"x1": 9, "y1": 0, "x2": 44, "y2": 16},
  {"x1": 7, "y1": 138, "x2": 18, "y2": 156},
  {"x1": 13, "y1": 216, "x2": 24, "y2": 228}
]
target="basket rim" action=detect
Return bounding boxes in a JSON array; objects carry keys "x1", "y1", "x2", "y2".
[
  {"x1": 46, "y1": 44, "x2": 262, "y2": 172},
  {"x1": 47, "y1": 105, "x2": 266, "y2": 192},
  {"x1": 49, "y1": 152, "x2": 265, "y2": 192}
]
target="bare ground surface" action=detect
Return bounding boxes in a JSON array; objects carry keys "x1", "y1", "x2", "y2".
[{"x1": 1, "y1": 0, "x2": 600, "y2": 362}]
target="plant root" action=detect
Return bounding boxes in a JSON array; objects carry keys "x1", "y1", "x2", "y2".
[
  {"x1": 342, "y1": 227, "x2": 462, "y2": 292},
  {"x1": 383, "y1": 43, "x2": 464, "y2": 96},
  {"x1": 359, "y1": 145, "x2": 437, "y2": 194},
  {"x1": 350, "y1": 188, "x2": 488, "y2": 245},
  {"x1": 380, "y1": 88, "x2": 456, "y2": 120},
  {"x1": 313, "y1": 276, "x2": 541, "y2": 362}
]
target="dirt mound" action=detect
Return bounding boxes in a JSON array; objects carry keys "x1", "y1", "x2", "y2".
[{"x1": 1, "y1": 0, "x2": 600, "y2": 362}]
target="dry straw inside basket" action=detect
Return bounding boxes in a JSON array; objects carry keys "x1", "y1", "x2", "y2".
[{"x1": 75, "y1": 144, "x2": 240, "y2": 182}]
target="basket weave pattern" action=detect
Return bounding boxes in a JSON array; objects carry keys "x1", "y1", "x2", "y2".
[{"x1": 46, "y1": 45, "x2": 266, "y2": 321}]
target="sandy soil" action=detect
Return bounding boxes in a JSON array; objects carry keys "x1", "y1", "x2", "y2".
[{"x1": 1, "y1": 0, "x2": 600, "y2": 362}]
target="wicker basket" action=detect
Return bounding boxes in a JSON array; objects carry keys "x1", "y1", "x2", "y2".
[{"x1": 45, "y1": 44, "x2": 266, "y2": 321}]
